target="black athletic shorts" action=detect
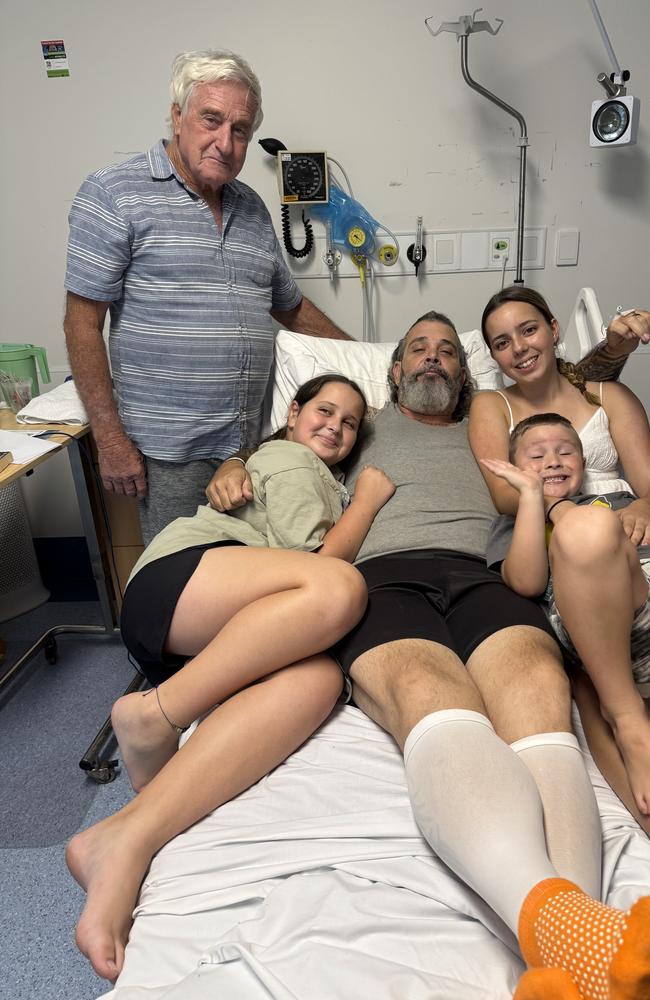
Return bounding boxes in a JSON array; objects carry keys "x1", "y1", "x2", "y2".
[
  {"x1": 120, "y1": 541, "x2": 244, "y2": 686},
  {"x1": 333, "y1": 549, "x2": 556, "y2": 674}
]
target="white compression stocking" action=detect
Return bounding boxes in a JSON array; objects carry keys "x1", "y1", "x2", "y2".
[
  {"x1": 510, "y1": 731, "x2": 602, "y2": 899},
  {"x1": 404, "y1": 709, "x2": 557, "y2": 933}
]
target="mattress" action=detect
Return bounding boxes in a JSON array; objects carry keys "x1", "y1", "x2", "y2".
[{"x1": 101, "y1": 704, "x2": 650, "y2": 1000}]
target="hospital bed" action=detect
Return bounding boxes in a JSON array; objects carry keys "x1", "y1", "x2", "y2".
[{"x1": 101, "y1": 290, "x2": 650, "y2": 1000}]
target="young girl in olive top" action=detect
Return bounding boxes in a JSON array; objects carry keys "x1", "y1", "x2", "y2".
[{"x1": 66, "y1": 375, "x2": 395, "y2": 983}]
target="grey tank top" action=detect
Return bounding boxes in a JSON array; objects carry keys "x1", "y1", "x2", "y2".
[{"x1": 345, "y1": 404, "x2": 497, "y2": 564}]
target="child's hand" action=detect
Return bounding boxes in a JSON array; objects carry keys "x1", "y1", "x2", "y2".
[
  {"x1": 616, "y1": 496, "x2": 650, "y2": 547},
  {"x1": 480, "y1": 458, "x2": 543, "y2": 496},
  {"x1": 354, "y1": 465, "x2": 396, "y2": 511}
]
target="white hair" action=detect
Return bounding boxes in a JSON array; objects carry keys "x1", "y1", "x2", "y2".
[{"x1": 168, "y1": 49, "x2": 263, "y2": 132}]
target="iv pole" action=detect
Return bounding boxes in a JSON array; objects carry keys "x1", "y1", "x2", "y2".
[{"x1": 426, "y1": 10, "x2": 528, "y2": 285}]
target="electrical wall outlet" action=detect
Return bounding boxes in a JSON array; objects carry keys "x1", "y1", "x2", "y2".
[
  {"x1": 487, "y1": 228, "x2": 547, "y2": 270},
  {"x1": 488, "y1": 231, "x2": 515, "y2": 269}
]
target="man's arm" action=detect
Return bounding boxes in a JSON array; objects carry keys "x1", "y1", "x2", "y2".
[
  {"x1": 64, "y1": 291, "x2": 146, "y2": 497},
  {"x1": 205, "y1": 454, "x2": 254, "y2": 511},
  {"x1": 271, "y1": 295, "x2": 353, "y2": 341},
  {"x1": 576, "y1": 308, "x2": 650, "y2": 382}
]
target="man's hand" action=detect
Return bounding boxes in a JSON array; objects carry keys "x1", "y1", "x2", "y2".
[
  {"x1": 480, "y1": 458, "x2": 543, "y2": 496},
  {"x1": 206, "y1": 460, "x2": 253, "y2": 512},
  {"x1": 97, "y1": 434, "x2": 147, "y2": 498},
  {"x1": 616, "y1": 497, "x2": 650, "y2": 547},
  {"x1": 605, "y1": 309, "x2": 650, "y2": 358}
]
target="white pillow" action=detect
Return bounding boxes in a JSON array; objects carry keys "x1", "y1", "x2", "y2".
[{"x1": 270, "y1": 329, "x2": 503, "y2": 431}]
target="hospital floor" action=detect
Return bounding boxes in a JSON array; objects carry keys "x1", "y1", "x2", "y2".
[{"x1": 0, "y1": 600, "x2": 135, "y2": 1000}]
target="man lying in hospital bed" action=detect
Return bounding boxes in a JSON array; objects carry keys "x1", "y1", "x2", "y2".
[{"x1": 102, "y1": 292, "x2": 650, "y2": 1000}]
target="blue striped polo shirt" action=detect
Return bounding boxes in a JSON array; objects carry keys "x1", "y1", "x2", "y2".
[{"x1": 64, "y1": 140, "x2": 302, "y2": 461}]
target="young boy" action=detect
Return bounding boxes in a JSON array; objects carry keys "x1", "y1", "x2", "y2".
[{"x1": 482, "y1": 412, "x2": 650, "y2": 822}]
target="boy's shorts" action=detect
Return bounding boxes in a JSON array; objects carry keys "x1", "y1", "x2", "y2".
[{"x1": 546, "y1": 558, "x2": 650, "y2": 695}]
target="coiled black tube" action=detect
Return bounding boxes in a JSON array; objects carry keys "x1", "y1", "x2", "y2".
[{"x1": 281, "y1": 204, "x2": 314, "y2": 259}]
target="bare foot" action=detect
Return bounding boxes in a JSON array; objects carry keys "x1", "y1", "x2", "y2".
[
  {"x1": 611, "y1": 707, "x2": 650, "y2": 816},
  {"x1": 112, "y1": 690, "x2": 180, "y2": 792},
  {"x1": 66, "y1": 813, "x2": 153, "y2": 981}
]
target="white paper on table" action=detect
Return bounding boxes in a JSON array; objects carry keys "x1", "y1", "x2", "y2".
[{"x1": 0, "y1": 429, "x2": 61, "y2": 463}]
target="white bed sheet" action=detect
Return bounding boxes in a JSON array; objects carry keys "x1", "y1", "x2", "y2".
[{"x1": 101, "y1": 704, "x2": 650, "y2": 1000}]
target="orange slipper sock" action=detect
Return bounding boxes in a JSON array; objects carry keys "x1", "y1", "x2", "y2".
[
  {"x1": 513, "y1": 968, "x2": 582, "y2": 999},
  {"x1": 518, "y1": 878, "x2": 650, "y2": 999},
  {"x1": 609, "y1": 896, "x2": 650, "y2": 999}
]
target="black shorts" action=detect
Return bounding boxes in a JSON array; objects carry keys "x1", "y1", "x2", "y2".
[
  {"x1": 120, "y1": 541, "x2": 244, "y2": 686},
  {"x1": 333, "y1": 549, "x2": 555, "y2": 674}
]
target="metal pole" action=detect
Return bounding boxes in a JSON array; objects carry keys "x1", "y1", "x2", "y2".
[
  {"x1": 460, "y1": 35, "x2": 528, "y2": 284},
  {"x1": 587, "y1": 0, "x2": 623, "y2": 78}
]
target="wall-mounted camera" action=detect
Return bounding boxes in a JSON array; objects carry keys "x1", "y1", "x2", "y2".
[{"x1": 590, "y1": 73, "x2": 640, "y2": 147}]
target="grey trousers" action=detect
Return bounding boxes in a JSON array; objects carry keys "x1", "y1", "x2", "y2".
[{"x1": 138, "y1": 456, "x2": 224, "y2": 545}]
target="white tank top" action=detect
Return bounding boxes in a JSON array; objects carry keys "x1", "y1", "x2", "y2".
[{"x1": 493, "y1": 387, "x2": 632, "y2": 495}]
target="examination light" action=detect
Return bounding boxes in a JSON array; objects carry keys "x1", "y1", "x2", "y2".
[
  {"x1": 587, "y1": 0, "x2": 640, "y2": 148},
  {"x1": 591, "y1": 91, "x2": 640, "y2": 147}
]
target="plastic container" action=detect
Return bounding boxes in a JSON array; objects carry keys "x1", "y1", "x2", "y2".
[
  {"x1": 0, "y1": 343, "x2": 51, "y2": 400},
  {"x1": 1, "y1": 377, "x2": 32, "y2": 413}
]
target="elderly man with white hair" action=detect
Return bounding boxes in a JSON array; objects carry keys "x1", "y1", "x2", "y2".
[{"x1": 64, "y1": 49, "x2": 348, "y2": 542}]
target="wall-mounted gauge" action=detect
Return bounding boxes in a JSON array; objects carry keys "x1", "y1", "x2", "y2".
[
  {"x1": 347, "y1": 226, "x2": 367, "y2": 249},
  {"x1": 277, "y1": 152, "x2": 329, "y2": 204}
]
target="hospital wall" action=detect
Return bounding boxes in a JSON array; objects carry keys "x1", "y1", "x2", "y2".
[{"x1": 2, "y1": 0, "x2": 649, "y2": 538}]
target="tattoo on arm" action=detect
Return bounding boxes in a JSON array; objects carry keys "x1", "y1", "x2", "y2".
[{"x1": 575, "y1": 343, "x2": 626, "y2": 382}]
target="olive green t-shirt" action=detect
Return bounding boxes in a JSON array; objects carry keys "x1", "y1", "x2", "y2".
[{"x1": 128, "y1": 440, "x2": 347, "y2": 584}]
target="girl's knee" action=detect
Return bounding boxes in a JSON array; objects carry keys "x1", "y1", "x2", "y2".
[
  {"x1": 301, "y1": 656, "x2": 345, "y2": 714},
  {"x1": 318, "y1": 559, "x2": 368, "y2": 624}
]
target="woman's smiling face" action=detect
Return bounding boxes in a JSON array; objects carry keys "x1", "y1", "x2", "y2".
[{"x1": 484, "y1": 301, "x2": 560, "y2": 384}]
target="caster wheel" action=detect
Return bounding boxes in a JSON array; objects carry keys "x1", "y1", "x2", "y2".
[{"x1": 88, "y1": 759, "x2": 119, "y2": 784}]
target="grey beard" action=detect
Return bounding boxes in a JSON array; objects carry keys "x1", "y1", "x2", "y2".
[{"x1": 397, "y1": 369, "x2": 461, "y2": 415}]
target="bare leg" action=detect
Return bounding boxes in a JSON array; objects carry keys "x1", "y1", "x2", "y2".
[
  {"x1": 571, "y1": 667, "x2": 650, "y2": 837},
  {"x1": 67, "y1": 655, "x2": 342, "y2": 982},
  {"x1": 550, "y1": 507, "x2": 650, "y2": 815},
  {"x1": 114, "y1": 548, "x2": 365, "y2": 790},
  {"x1": 350, "y1": 637, "x2": 487, "y2": 750}
]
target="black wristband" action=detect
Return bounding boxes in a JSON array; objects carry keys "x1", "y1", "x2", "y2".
[{"x1": 545, "y1": 498, "x2": 573, "y2": 523}]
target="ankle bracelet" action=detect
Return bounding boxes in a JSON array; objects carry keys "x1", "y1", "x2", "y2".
[{"x1": 155, "y1": 686, "x2": 188, "y2": 735}]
